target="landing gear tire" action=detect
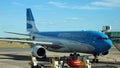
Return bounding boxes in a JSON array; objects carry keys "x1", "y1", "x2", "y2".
[
  {"x1": 92, "y1": 59, "x2": 95, "y2": 63},
  {"x1": 92, "y1": 59, "x2": 99, "y2": 63},
  {"x1": 92, "y1": 54, "x2": 99, "y2": 63},
  {"x1": 70, "y1": 52, "x2": 80, "y2": 56},
  {"x1": 96, "y1": 59, "x2": 99, "y2": 63}
]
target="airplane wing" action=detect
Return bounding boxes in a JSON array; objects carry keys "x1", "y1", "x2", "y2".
[
  {"x1": 4, "y1": 31, "x2": 29, "y2": 36},
  {"x1": 0, "y1": 39, "x2": 63, "y2": 48},
  {"x1": 0, "y1": 39, "x2": 52, "y2": 45},
  {"x1": 0, "y1": 32, "x2": 62, "y2": 48}
]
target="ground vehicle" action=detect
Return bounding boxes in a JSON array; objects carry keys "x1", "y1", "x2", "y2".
[{"x1": 30, "y1": 53, "x2": 92, "y2": 68}]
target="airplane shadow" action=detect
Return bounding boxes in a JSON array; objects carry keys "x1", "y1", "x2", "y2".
[{"x1": 0, "y1": 54, "x2": 30, "y2": 61}]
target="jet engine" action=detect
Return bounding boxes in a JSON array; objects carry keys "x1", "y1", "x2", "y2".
[
  {"x1": 32, "y1": 45, "x2": 46, "y2": 58},
  {"x1": 102, "y1": 51, "x2": 109, "y2": 55}
]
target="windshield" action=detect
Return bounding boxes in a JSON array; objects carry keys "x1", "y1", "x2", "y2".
[{"x1": 97, "y1": 37, "x2": 109, "y2": 40}]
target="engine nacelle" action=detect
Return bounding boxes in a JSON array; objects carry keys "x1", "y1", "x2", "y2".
[
  {"x1": 102, "y1": 51, "x2": 109, "y2": 55},
  {"x1": 32, "y1": 45, "x2": 46, "y2": 58}
]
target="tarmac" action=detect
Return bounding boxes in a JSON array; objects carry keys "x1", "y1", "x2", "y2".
[{"x1": 0, "y1": 48, "x2": 120, "y2": 68}]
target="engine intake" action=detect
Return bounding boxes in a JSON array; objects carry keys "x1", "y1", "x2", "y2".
[
  {"x1": 32, "y1": 45, "x2": 46, "y2": 58},
  {"x1": 102, "y1": 51, "x2": 109, "y2": 55}
]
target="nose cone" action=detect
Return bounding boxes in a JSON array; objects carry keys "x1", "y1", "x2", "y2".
[
  {"x1": 93, "y1": 39, "x2": 113, "y2": 54},
  {"x1": 104, "y1": 39, "x2": 113, "y2": 50}
]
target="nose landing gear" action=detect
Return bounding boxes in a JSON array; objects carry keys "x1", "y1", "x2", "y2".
[{"x1": 92, "y1": 54, "x2": 99, "y2": 63}]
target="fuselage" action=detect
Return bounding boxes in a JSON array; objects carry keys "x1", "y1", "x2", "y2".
[{"x1": 31, "y1": 30, "x2": 113, "y2": 55}]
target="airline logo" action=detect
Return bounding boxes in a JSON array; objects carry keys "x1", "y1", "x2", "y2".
[{"x1": 27, "y1": 23, "x2": 33, "y2": 29}]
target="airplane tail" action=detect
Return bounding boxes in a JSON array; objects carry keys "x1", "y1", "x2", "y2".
[{"x1": 26, "y1": 8, "x2": 39, "y2": 32}]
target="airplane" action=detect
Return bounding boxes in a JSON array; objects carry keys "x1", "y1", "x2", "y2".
[{"x1": 0, "y1": 8, "x2": 113, "y2": 63}]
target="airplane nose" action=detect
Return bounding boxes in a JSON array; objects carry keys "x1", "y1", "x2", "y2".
[{"x1": 105, "y1": 39, "x2": 113, "y2": 49}]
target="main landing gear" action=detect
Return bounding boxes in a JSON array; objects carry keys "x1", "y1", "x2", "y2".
[{"x1": 92, "y1": 54, "x2": 99, "y2": 63}]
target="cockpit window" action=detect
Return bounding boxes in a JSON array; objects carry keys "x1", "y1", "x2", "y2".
[{"x1": 97, "y1": 37, "x2": 108, "y2": 40}]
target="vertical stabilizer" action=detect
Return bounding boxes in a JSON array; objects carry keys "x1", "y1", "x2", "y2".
[{"x1": 26, "y1": 8, "x2": 39, "y2": 32}]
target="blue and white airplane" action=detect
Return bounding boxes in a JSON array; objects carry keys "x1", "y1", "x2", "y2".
[{"x1": 0, "y1": 8, "x2": 113, "y2": 63}]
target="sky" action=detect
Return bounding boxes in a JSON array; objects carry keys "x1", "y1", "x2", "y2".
[{"x1": 0, "y1": 0, "x2": 120, "y2": 37}]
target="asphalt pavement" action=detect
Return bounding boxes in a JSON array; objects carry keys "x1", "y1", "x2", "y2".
[{"x1": 0, "y1": 48, "x2": 120, "y2": 68}]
